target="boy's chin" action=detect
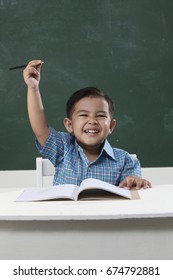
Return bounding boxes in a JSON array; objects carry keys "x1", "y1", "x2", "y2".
[{"x1": 78, "y1": 139, "x2": 104, "y2": 149}]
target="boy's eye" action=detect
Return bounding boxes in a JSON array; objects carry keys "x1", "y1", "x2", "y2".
[
  {"x1": 79, "y1": 114, "x2": 87, "y2": 117},
  {"x1": 97, "y1": 114, "x2": 107, "y2": 118}
]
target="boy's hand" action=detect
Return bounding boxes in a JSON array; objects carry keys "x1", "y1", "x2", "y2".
[
  {"x1": 23, "y1": 60, "x2": 44, "y2": 88},
  {"x1": 119, "y1": 176, "x2": 152, "y2": 190}
]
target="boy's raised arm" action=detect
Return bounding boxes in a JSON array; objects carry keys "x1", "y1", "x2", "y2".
[{"x1": 23, "y1": 60, "x2": 50, "y2": 146}]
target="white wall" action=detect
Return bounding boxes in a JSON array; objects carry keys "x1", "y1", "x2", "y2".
[{"x1": 0, "y1": 170, "x2": 37, "y2": 188}]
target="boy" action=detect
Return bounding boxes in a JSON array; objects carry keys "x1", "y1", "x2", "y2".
[{"x1": 23, "y1": 60, "x2": 151, "y2": 189}]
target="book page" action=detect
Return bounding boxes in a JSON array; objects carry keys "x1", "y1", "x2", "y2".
[
  {"x1": 78, "y1": 178, "x2": 132, "y2": 199},
  {"x1": 16, "y1": 185, "x2": 78, "y2": 202}
]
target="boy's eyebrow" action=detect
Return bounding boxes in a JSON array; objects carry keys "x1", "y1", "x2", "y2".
[
  {"x1": 76, "y1": 110, "x2": 89, "y2": 113},
  {"x1": 76, "y1": 110, "x2": 109, "y2": 115}
]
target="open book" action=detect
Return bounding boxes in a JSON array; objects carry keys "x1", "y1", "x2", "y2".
[{"x1": 16, "y1": 178, "x2": 133, "y2": 202}]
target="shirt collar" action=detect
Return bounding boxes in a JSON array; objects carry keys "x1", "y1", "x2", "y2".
[
  {"x1": 101, "y1": 139, "x2": 116, "y2": 161},
  {"x1": 75, "y1": 138, "x2": 116, "y2": 161}
]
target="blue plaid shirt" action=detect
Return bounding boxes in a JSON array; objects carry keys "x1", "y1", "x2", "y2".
[{"x1": 36, "y1": 127, "x2": 141, "y2": 186}]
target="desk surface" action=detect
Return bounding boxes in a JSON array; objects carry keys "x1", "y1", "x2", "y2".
[{"x1": 0, "y1": 184, "x2": 172, "y2": 221}]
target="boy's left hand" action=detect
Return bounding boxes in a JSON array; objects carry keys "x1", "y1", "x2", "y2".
[{"x1": 119, "y1": 176, "x2": 152, "y2": 190}]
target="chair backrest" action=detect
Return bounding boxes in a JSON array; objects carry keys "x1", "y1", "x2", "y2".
[{"x1": 36, "y1": 157, "x2": 55, "y2": 187}]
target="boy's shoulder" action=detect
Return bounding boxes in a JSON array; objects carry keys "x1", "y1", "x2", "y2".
[
  {"x1": 107, "y1": 141, "x2": 136, "y2": 160},
  {"x1": 104, "y1": 139, "x2": 128, "y2": 157},
  {"x1": 103, "y1": 139, "x2": 135, "y2": 163},
  {"x1": 112, "y1": 146, "x2": 129, "y2": 158},
  {"x1": 112, "y1": 146, "x2": 138, "y2": 163}
]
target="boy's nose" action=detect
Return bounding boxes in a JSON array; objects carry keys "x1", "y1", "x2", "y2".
[{"x1": 88, "y1": 118, "x2": 98, "y2": 124}]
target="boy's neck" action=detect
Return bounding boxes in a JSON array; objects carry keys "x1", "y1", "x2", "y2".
[
  {"x1": 78, "y1": 143, "x2": 104, "y2": 162},
  {"x1": 84, "y1": 149, "x2": 100, "y2": 162}
]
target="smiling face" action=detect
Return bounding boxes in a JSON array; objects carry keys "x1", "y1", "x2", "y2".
[{"x1": 64, "y1": 96, "x2": 116, "y2": 156}]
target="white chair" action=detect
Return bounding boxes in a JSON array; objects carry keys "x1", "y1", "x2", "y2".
[{"x1": 36, "y1": 157, "x2": 55, "y2": 187}]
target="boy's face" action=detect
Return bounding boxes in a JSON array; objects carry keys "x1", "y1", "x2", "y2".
[{"x1": 64, "y1": 97, "x2": 116, "y2": 152}]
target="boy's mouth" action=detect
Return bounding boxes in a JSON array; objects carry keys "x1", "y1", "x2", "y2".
[{"x1": 84, "y1": 129, "x2": 99, "y2": 134}]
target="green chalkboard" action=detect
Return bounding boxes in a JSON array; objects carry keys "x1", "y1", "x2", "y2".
[{"x1": 0, "y1": 0, "x2": 173, "y2": 170}]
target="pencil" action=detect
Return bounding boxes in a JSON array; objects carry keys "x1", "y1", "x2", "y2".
[
  {"x1": 9, "y1": 64, "x2": 28, "y2": 70},
  {"x1": 9, "y1": 61, "x2": 44, "y2": 70}
]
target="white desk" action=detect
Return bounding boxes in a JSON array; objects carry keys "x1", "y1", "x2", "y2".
[{"x1": 0, "y1": 185, "x2": 173, "y2": 259}]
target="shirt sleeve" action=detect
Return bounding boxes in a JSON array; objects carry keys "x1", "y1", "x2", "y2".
[
  {"x1": 35, "y1": 127, "x2": 65, "y2": 166},
  {"x1": 119, "y1": 153, "x2": 142, "y2": 182}
]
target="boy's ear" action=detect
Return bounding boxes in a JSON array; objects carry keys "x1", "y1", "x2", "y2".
[
  {"x1": 64, "y1": 117, "x2": 73, "y2": 133},
  {"x1": 109, "y1": 119, "x2": 116, "y2": 134}
]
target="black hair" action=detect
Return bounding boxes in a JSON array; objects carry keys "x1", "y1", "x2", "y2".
[{"x1": 66, "y1": 87, "x2": 115, "y2": 118}]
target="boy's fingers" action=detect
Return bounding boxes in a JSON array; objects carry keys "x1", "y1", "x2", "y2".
[
  {"x1": 134, "y1": 179, "x2": 141, "y2": 190},
  {"x1": 119, "y1": 177, "x2": 132, "y2": 189},
  {"x1": 24, "y1": 66, "x2": 39, "y2": 76},
  {"x1": 119, "y1": 176, "x2": 152, "y2": 190},
  {"x1": 119, "y1": 179, "x2": 126, "y2": 188},
  {"x1": 133, "y1": 178, "x2": 152, "y2": 190},
  {"x1": 28, "y1": 60, "x2": 43, "y2": 66},
  {"x1": 24, "y1": 61, "x2": 44, "y2": 78},
  {"x1": 27, "y1": 60, "x2": 44, "y2": 71},
  {"x1": 142, "y1": 179, "x2": 152, "y2": 189}
]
